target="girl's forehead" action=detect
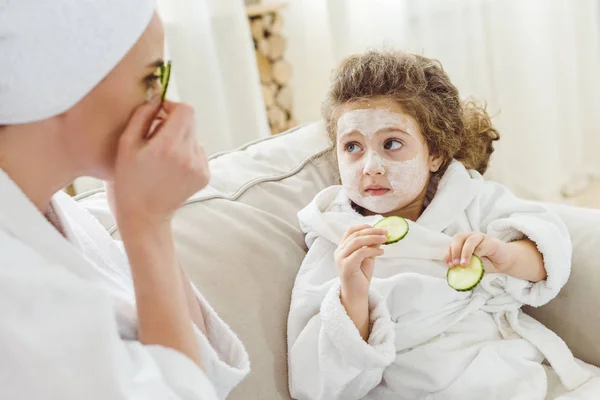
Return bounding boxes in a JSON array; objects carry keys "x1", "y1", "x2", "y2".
[
  {"x1": 336, "y1": 108, "x2": 421, "y2": 140},
  {"x1": 334, "y1": 99, "x2": 419, "y2": 129},
  {"x1": 338, "y1": 108, "x2": 411, "y2": 124},
  {"x1": 336, "y1": 97, "x2": 405, "y2": 115}
]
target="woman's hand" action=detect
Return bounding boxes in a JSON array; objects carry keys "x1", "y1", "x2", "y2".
[{"x1": 112, "y1": 100, "x2": 209, "y2": 229}]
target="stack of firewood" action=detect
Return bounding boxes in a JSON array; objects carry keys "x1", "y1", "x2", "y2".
[{"x1": 247, "y1": 2, "x2": 296, "y2": 135}]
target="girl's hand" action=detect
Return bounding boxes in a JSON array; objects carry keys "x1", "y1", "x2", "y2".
[
  {"x1": 334, "y1": 224, "x2": 387, "y2": 341},
  {"x1": 444, "y1": 232, "x2": 514, "y2": 273},
  {"x1": 335, "y1": 224, "x2": 387, "y2": 301}
]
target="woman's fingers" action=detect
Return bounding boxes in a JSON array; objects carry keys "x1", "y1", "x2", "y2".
[{"x1": 119, "y1": 101, "x2": 163, "y2": 148}]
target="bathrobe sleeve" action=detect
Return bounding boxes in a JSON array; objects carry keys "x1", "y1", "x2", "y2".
[
  {"x1": 187, "y1": 281, "x2": 250, "y2": 399},
  {"x1": 0, "y1": 243, "x2": 248, "y2": 400},
  {"x1": 470, "y1": 180, "x2": 572, "y2": 307},
  {"x1": 287, "y1": 237, "x2": 396, "y2": 400}
]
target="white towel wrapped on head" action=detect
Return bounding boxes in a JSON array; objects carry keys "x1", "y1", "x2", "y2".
[{"x1": 0, "y1": 0, "x2": 155, "y2": 124}]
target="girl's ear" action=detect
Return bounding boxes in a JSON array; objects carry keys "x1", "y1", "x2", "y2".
[{"x1": 429, "y1": 154, "x2": 444, "y2": 172}]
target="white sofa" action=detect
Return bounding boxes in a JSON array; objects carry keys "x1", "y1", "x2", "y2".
[{"x1": 78, "y1": 122, "x2": 600, "y2": 399}]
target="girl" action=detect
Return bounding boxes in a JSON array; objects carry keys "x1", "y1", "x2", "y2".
[{"x1": 288, "y1": 50, "x2": 600, "y2": 399}]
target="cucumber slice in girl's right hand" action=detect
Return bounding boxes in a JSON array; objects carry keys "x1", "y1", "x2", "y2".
[
  {"x1": 373, "y1": 216, "x2": 409, "y2": 245},
  {"x1": 447, "y1": 255, "x2": 485, "y2": 292}
]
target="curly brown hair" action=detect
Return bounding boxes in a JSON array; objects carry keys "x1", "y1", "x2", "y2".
[{"x1": 322, "y1": 50, "x2": 500, "y2": 176}]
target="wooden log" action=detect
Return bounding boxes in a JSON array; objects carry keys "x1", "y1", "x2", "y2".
[
  {"x1": 267, "y1": 34, "x2": 286, "y2": 60},
  {"x1": 250, "y1": 17, "x2": 264, "y2": 40},
  {"x1": 255, "y1": 51, "x2": 273, "y2": 83},
  {"x1": 262, "y1": 13, "x2": 274, "y2": 32},
  {"x1": 261, "y1": 83, "x2": 277, "y2": 108},
  {"x1": 256, "y1": 38, "x2": 270, "y2": 57},
  {"x1": 286, "y1": 118, "x2": 298, "y2": 131},
  {"x1": 270, "y1": 12, "x2": 284, "y2": 34},
  {"x1": 268, "y1": 105, "x2": 287, "y2": 133},
  {"x1": 272, "y1": 59, "x2": 292, "y2": 85},
  {"x1": 275, "y1": 85, "x2": 293, "y2": 112},
  {"x1": 65, "y1": 184, "x2": 77, "y2": 196}
]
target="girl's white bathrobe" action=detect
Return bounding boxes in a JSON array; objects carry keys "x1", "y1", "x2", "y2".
[
  {"x1": 288, "y1": 161, "x2": 600, "y2": 400},
  {"x1": 0, "y1": 169, "x2": 249, "y2": 399}
]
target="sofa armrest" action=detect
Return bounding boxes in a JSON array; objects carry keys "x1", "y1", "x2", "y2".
[{"x1": 524, "y1": 203, "x2": 600, "y2": 367}]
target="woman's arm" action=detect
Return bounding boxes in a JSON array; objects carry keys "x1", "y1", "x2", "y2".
[
  {"x1": 111, "y1": 102, "x2": 249, "y2": 397},
  {"x1": 119, "y1": 219, "x2": 203, "y2": 368},
  {"x1": 108, "y1": 187, "x2": 208, "y2": 339},
  {"x1": 112, "y1": 101, "x2": 210, "y2": 368}
]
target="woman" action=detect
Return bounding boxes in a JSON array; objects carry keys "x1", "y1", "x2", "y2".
[{"x1": 0, "y1": 1, "x2": 249, "y2": 399}]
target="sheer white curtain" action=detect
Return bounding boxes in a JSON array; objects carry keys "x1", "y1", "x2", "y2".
[
  {"x1": 158, "y1": 0, "x2": 270, "y2": 155},
  {"x1": 281, "y1": 0, "x2": 600, "y2": 202}
]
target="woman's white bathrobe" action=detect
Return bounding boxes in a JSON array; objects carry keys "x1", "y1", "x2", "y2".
[
  {"x1": 0, "y1": 169, "x2": 249, "y2": 399},
  {"x1": 288, "y1": 161, "x2": 600, "y2": 400}
]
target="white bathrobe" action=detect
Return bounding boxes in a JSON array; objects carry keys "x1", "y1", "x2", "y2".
[
  {"x1": 288, "y1": 161, "x2": 600, "y2": 400},
  {"x1": 0, "y1": 169, "x2": 249, "y2": 399}
]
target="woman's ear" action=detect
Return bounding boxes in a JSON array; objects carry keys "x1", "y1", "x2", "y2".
[{"x1": 429, "y1": 155, "x2": 444, "y2": 173}]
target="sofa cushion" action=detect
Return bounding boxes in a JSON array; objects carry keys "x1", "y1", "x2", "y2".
[
  {"x1": 523, "y1": 203, "x2": 600, "y2": 368},
  {"x1": 78, "y1": 122, "x2": 600, "y2": 399}
]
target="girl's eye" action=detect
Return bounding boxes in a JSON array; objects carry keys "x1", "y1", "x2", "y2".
[
  {"x1": 384, "y1": 139, "x2": 403, "y2": 150},
  {"x1": 344, "y1": 142, "x2": 362, "y2": 153}
]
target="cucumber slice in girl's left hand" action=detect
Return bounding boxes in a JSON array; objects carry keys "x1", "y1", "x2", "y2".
[
  {"x1": 373, "y1": 216, "x2": 409, "y2": 245},
  {"x1": 447, "y1": 255, "x2": 485, "y2": 292}
]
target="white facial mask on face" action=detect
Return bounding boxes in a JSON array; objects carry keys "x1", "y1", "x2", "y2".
[{"x1": 337, "y1": 109, "x2": 430, "y2": 214}]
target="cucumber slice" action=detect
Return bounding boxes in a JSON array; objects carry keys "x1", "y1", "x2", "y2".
[
  {"x1": 160, "y1": 61, "x2": 171, "y2": 102},
  {"x1": 447, "y1": 255, "x2": 484, "y2": 292},
  {"x1": 373, "y1": 216, "x2": 409, "y2": 245}
]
